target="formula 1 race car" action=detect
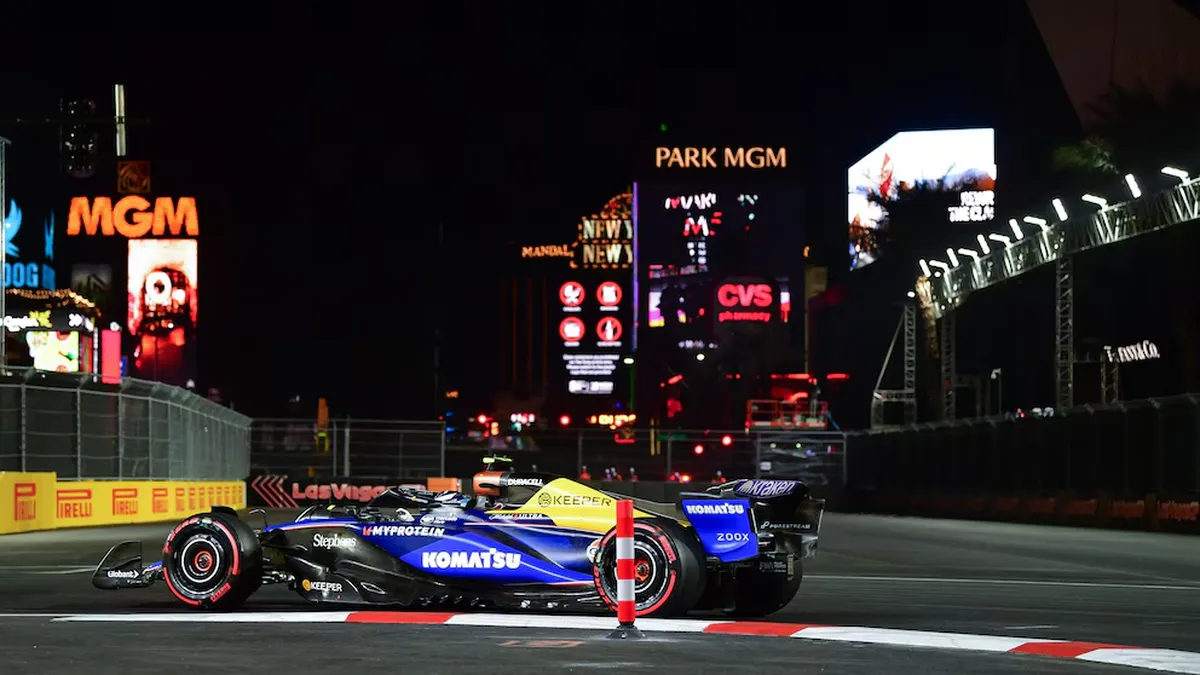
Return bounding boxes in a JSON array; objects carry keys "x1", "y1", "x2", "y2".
[{"x1": 93, "y1": 457, "x2": 825, "y2": 617}]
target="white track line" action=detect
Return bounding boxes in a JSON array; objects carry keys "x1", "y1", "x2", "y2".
[{"x1": 805, "y1": 574, "x2": 1200, "y2": 591}]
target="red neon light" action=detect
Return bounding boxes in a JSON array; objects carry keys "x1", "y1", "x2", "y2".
[
  {"x1": 770, "y1": 373, "x2": 810, "y2": 380},
  {"x1": 826, "y1": 373, "x2": 849, "y2": 380},
  {"x1": 666, "y1": 374, "x2": 683, "y2": 385}
]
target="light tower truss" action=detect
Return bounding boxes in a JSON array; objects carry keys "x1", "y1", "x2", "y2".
[
  {"x1": 1100, "y1": 353, "x2": 1120, "y2": 404},
  {"x1": 924, "y1": 178, "x2": 1200, "y2": 319},
  {"x1": 869, "y1": 304, "x2": 917, "y2": 428},
  {"x1": 939, "y1": 311, "x2": 956, "y2": 420},
  {"x1": 1054, "y1": 255, "x2": 1075, "y2": 409}
]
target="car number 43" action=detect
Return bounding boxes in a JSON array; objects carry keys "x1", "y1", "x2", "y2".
[{"x1": 716, "y1": 532, "x2": 750, "y2": 542}]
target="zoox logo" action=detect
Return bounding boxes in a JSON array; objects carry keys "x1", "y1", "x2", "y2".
[{"x1": 3, "y1": 199, "x2": 58, "y2": 290}]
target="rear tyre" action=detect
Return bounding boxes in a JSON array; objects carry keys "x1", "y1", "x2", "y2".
[
  {"x1": 161, "y1": 510, "x2": 263, "y2": 611},
  {"x1": 593, "y1": 519, "x2": 707, "y2": 617},
  {"x1": 724, "y1": 554, "x2": 802, "y2": 617}
]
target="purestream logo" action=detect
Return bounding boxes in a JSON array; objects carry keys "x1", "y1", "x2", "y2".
[
  {"x1": 361, "y1": 525, "x2": 445, "y2": 537},
  {"x1": 421, "y1": 549, "x2": 522, "y2": 570},
  {"x1": 684, "y1": 502, "x2": 745, "y2": 515}
]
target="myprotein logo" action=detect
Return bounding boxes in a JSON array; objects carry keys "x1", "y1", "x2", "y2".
[
  {"x1": 13, "y1": 483, "x2": 36, "y2": 522},
  {"x1": 715, "y1": 282, "x2": 774, "y2": 323},
  {"x1": 152, "y1": 487, "x2": 169, "y2": 515},
  {"x1": 684, "y1": 502, "x2": 745, "y2": 515},
  {"x1": 111, "y1": 487, "x2": 139, "y2": 516},
  {"x1": 361, "y1": 525, "x2": 445, "y2": 537}
]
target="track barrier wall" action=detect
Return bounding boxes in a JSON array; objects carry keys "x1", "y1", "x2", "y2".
[
  {"x1": 0, "y1": 472, "x2": 246, "y2": 535},
  {"x1": 843, "y1": 394, "x2": 1200, "y2": 534}
]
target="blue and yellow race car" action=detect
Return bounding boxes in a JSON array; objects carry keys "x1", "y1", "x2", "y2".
[{"x1": 93, "y1": 458, "x2": 824, "y2": 617}]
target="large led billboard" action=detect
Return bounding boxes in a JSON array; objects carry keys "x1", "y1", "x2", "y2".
[
  {"x1": 128, "y1": 239, "x2": 197, "y2": 385},
  {"x1": 848, "y1": 128, "x2": 996, "y2": 271},
  {"x1": 636, "y1": 183, "x2": 799, "y2": 339},
  {"x1": 3, "y1": 198, "x2": 59, "y2": 290},
  {"x1": 558, "y1": 192, "x2": 634, "y2": 400}
]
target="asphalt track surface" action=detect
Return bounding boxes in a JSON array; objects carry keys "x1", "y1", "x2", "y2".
[{"x1": 1, "y1": 510, "x2": 1198, "y2": 674}]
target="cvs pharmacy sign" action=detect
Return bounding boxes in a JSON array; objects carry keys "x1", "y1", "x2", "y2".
[{"x1": 715, "y1": 281, "x2": 775, "y2": 323}]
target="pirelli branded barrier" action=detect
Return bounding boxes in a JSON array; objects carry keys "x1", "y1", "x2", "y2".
[
  {"x1": 0, "y1": 472, "x2": 247, "y2": 535},
  {"x1": 850, "y1": 491, "x2": 1200, "y2": 534},
  {"x1": 247, "y1": 474, "x2": 461, "y2": 508}
]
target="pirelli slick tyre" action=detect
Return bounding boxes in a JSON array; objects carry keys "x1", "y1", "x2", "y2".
[
  {"x1": 593, "y1": 519, "x2": 706, "y2": 617},
  {"x1": 161, "y1": 511, "x2": 263, "y2": 611},
  {"x1": 724, "y1": 554, "x2": 802, "y2": 617}
]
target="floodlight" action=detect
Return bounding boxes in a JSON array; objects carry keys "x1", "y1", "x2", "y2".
[
  {"x1": 976, "y1": 233, "x2": 991, "y2": 255},
  {"x1": 1161, "y1": 166, "x2": 1190, "y2": 182},
  {"x1": 987, "y1": 233, "x2": 1011, "y2": 247},
  {"x1": 1051, "y1": 198, "x2": 1068, "y2": 222},
  {"x1": 918, "y1": 259, "x2": 932, "y2": 277},
  {"x1": 957, "y1": 247, "x2": 980, "y2": 262},
  {"x1": 929, "y1": 260, "x2": 950, "y2": 272},
  {"x1": 906, "y1": 290, "x2": 916, "y2": 298},
  {"x1": 1124, "y1": 173, "x2": 1141, "y2": 198},
  {"x1": 946, "y1": 248, "x2": 959, "y2": 267},
  {"x1": 1023, "y1": 216, "x2": 1049, "y2": 231},
  {"x1": 1008, "y1": 218, "x2": 1024, "y2": 240},
  {"x1": 1080, "y1": 194, "x2": 1108, "y2": 209}
]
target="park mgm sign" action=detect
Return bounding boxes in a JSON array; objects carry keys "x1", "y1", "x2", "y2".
[{"x1": 654, "y1": 146, "x2": 787, "y2": 169}]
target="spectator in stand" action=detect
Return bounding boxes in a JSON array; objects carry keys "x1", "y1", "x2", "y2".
[
  {"x1": 668, "y1": 471, "x2": 681, "y2": 482},
  {"x1": 629, "y1": 467, "x2": 638, "y2": 482},
  {"x1": 711, "y1": 470, "x2": 726, "y2": 484},
  {"x1": 610, "y1": 466, "x2": 623, "y2": 481},
  {"x1": 579, "y1": 465, "x2": 591, "y2": 480}
]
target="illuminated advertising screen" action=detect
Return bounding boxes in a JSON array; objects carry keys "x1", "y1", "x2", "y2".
[
  {"x1": 3, "y1": 198, "x2": 59, "y2": 290},
  {"x1": 558, "y1": 192, "x2": 633, "y2": 399},
  {"x1": 25, "y1": 331, "x2": 81, "y2": 372},
  {"x1": 848, "y1": 128, "x2": 996, "y2": 271},
  {"x1": 635, "y1": 183, "x2": 800, "y2": 343},
  {"x1": 128, "y1": 239, "x2": 197, "y2": 385}
]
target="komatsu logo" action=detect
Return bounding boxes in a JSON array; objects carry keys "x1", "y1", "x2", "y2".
[
  {"x1": 421, "y1": 548, "x2": 522, "y2": 570},
  {"x1": 361, "y1": 525, "x2": 445, "y2": 537},
  {"x1": 684, "y1": 503, "x2": 745, "y2": 515}
]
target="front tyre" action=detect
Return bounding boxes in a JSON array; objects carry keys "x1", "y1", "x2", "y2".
[
  {"x1": 161, "y1": 510, "x2": 263, "y2": 611},
  {"x1": 724, "y1": 554, "x2": 802, "y2": 617},
  {"x1": 593, "y1": 519, "x2": 706, "y2": 617}
]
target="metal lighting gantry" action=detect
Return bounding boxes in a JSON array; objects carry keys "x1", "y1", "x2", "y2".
[{"x1": 914, "y1": 172, "x2": 1200, "y2": 419}]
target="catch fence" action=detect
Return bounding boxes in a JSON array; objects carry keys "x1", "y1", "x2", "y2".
[
  {"x1": 0, "y1": 366, "x2": 252, "y2": 480},
  {"x1": 847, "y1": 393, "x2": 1200, "y2": 499},
  {"x1": 249, "y1": 420, "x2": 846, "y2": 489}
]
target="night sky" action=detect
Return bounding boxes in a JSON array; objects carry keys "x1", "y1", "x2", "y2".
[{"x1": 1, "y1": 3, "x2": 1085, "y2": 422}]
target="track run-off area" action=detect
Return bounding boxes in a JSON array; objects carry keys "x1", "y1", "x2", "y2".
[{"x1": 2, "y1": 511, "x2": 1198, "y2": 675}]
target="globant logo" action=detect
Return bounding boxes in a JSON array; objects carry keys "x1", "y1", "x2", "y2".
[
  {"x1": 684, "y1": 502, "x2": 745, "y2": 515},
  {"x1": 106, "y1": 569, "x2": 140, "y2": 579}
]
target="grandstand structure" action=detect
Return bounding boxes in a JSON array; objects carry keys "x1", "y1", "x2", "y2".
[{"x1": 894, "y1": 171, "x2": 1200, "y2": 421}]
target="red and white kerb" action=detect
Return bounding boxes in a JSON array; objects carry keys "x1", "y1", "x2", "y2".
[{"x1": 614, "y1": 499, "x2": 636, "y2": 626}]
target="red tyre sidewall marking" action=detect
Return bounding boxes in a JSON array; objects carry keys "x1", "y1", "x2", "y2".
[
  {"x1": 591, "y1": 522, "x2": 680, "y2": 616},
  {"x1": 162, "y1": 517, "x2": 240, "y2": 607}
]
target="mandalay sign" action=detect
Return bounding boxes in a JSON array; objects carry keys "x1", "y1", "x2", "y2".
[{"x1": 66, "y1": 196, "x2": 199, "y2": 237}]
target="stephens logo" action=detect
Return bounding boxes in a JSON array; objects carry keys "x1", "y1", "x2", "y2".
[
  {"x1": 152, "y1": 487, "x2": 169, "y2": 514},
  {"x1": 361, "y1": 525, "x2": 445, "y2": 537},
  {"x1": 537, "y1": 493, "x2": 612, "y2": 508},
  {"x1": 13, "y1": 483, "x2": 36, "y2": 522},
  {"x1": 733, "y1": 480, "x2": 798, "y2": 498},
  {"x1": 684, "y1": 502, "x2": 745, "y2": 515},
  {"x1": 56, "y1": 488, "x2": 93, "y2": 519},
  {"x1": 421, "y1": 549, "x2": 522, "y2": 570},
  {"x1": 312, "y1": 533, "x2": 356, "y2": 550},
  {"x1": 111, "y1": 487, "x2": 139, "y2": 516}
]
